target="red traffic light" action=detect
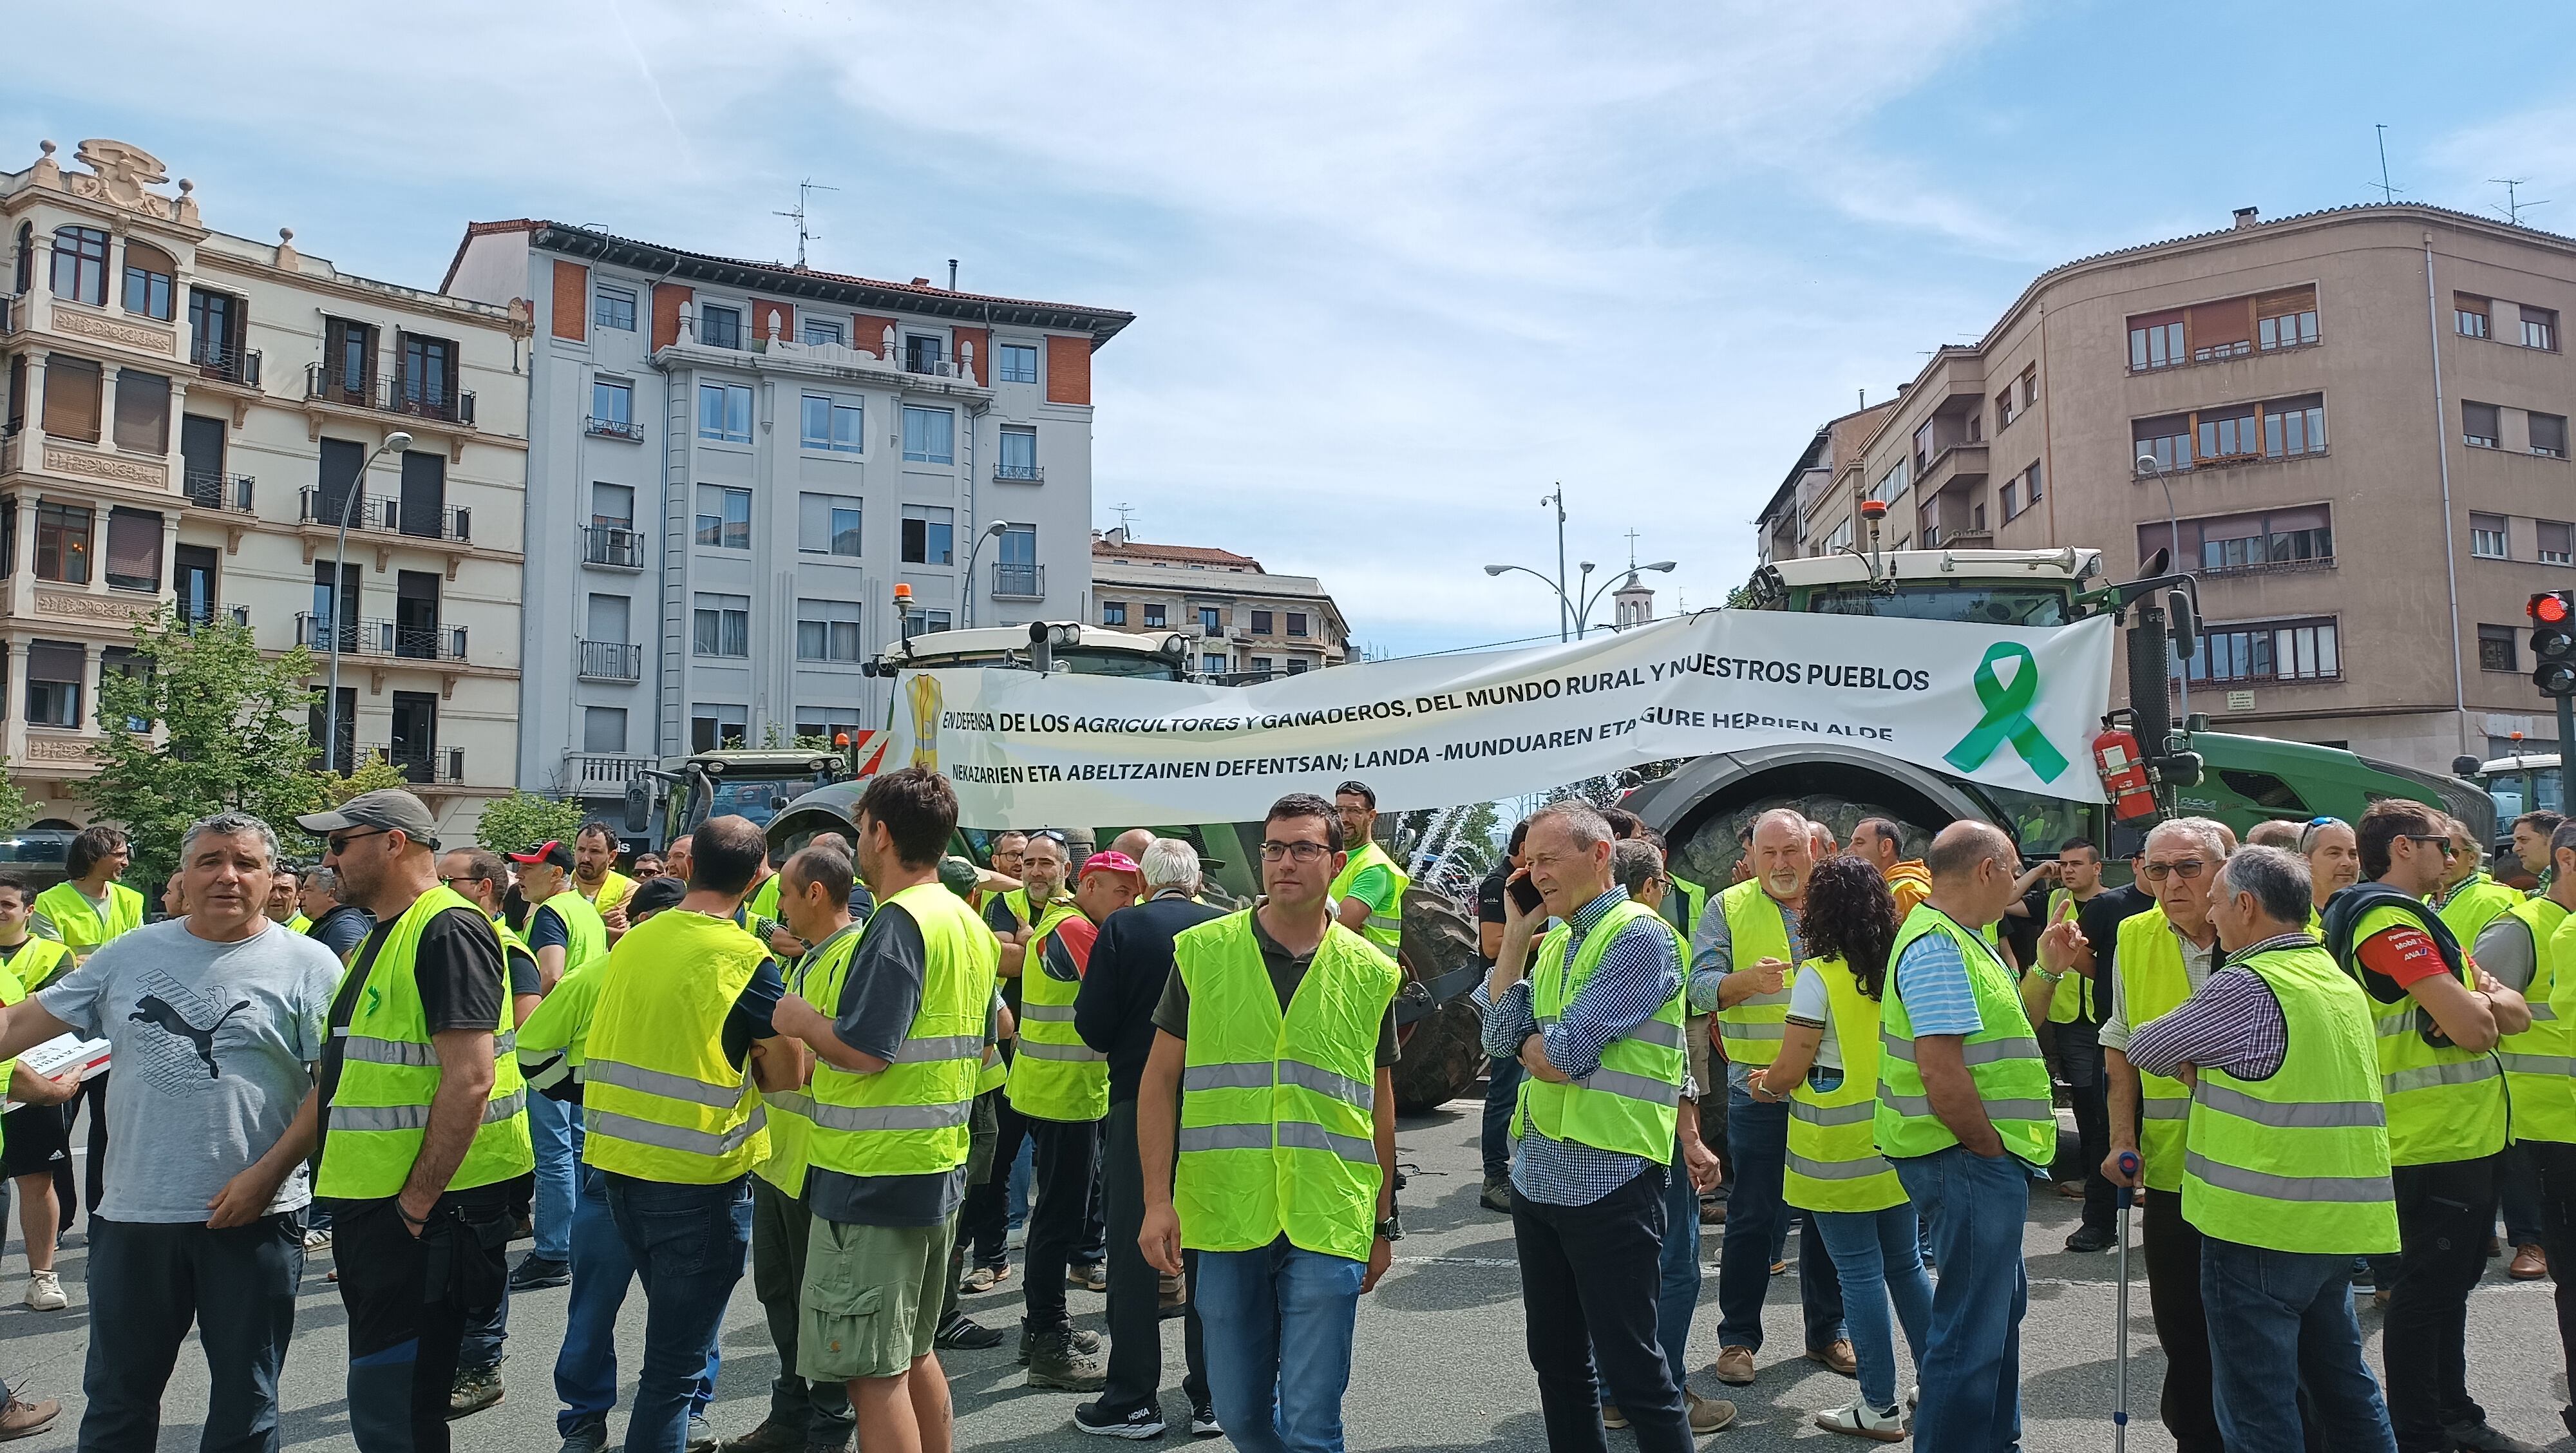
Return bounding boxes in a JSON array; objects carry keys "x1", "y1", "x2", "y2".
[{"x1": 2535, "y1": 592, "x2": 2573, "y2": 625}]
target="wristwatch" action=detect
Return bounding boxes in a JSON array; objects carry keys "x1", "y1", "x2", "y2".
[{"x1": 1374, "y1": 1213, "x2": 1404, "y2": 1243}]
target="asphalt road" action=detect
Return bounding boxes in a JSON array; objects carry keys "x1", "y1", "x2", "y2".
[{"x1": 1, "y1": 1103, "x2": 2571, "y2": 1452}]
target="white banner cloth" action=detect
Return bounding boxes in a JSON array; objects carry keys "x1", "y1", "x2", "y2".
[{"x1": 892, "y1": 611, "x2": 2115, "y2": 828}]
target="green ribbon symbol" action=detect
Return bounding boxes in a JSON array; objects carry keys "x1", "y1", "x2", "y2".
[{"x1": 1944, "y1": 641, "x2": 2069, "y2": 781}]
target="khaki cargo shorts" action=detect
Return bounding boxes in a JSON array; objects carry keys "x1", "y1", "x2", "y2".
[{"x1": 797, "y1": 1214, "x2": 956, "y2": 1383}]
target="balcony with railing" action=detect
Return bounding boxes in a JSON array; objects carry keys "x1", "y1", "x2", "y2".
[
  {"x1": 565, "y1": 752, "x2": 654, "y2": 794},
  {"x1": 304, "y1": 362, "x2": 477, "y2": 427},
  {"x1": 992, "y1": 461, "x2": 1045, "y2": 484},
  {"x1": 363, "y1": 743, "x2": 465, "y2": 786},
  {"x1": 585, "y1": 415, "x2": 645, "y2": 442},
  {"x1": 190, "y1": 342, "x2": 261, "y2": 388},
  {"x1": 184, "y1": 470, "x2": 256, "y2": 513},
  {"x1": 992, "y1": 562, "x2": 1046, "y2": 600},
  {"x1": 294, "y1": 613, "x2": 468, "y2": 661},
  {"x1": 578, "y1": 640, "x2": 643, "y2": 681},
  {"x1": 297, "y1": 488, "x2": 471, "y2": 543},
  {"x1": 182, "y1": 602, "x2": 252, "y2": 631},
  {"x1": 583, "y1": 525, "x2": 645, "y2": 569}
]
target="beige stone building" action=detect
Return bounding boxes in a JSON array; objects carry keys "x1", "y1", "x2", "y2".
[
  {"x1": 1090, "y1": 530, "x2": 1351, "y2": 678},
  {"x1": 0, "y1": 138, "x2": 527, "y2": 837},
  {"x1": 1758, "y1": 202, "x2": 2576, "y2": 771}
]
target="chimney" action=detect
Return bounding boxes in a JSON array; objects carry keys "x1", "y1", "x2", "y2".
[{"x1": 2233, "y1": 206, "x2": 2259, "y2": 230}]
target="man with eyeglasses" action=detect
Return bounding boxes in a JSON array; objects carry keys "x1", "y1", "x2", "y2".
[
  {"x1": 2322, "y1": 800, "x2": 2535, "y2": 1453},
  {"x1": 2434, "y1": 819, "x2": 2522, "y2": 950},
  {"x1": 504, "y1": 840, "x2": 611, "y2": 1298},
  {"x1": 2098, "y1": 817, "x2": 2230, "y2": 1453},
  {"x1": 960, "y1": 831, "x2": 1077, "y2": 1296}
]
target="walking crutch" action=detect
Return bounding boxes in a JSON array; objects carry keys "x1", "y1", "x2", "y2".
[{"x1": 2113, "y1": 1149, "x2": 2141, "y2": 1453}]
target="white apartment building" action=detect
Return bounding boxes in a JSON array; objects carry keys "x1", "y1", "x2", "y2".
[
  {"x1": 1090, "y1": 531, "x2": 1352, "y2": 678},
  {"x1": 443, "y1": 222, "x2": 1130, "y2": 810},
  {"x1": 1, "y1": 138, "x2": 527, "y2": 837}
]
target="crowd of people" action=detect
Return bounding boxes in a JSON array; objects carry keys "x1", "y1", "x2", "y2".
[{"x1": 0, "y1": 777, "x2": 2566, "y2": 1453}]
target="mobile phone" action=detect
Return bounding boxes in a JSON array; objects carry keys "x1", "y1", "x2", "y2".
[{"x1": 1509, "y1": 874, "x2": 1544, "y2": 915}]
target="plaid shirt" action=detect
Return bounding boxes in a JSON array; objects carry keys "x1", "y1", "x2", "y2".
[{"x1": 2120, "y1": 931, "x2": 2308, "y2": 1081}]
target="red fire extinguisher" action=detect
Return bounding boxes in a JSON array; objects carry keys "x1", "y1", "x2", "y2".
[{"x1": 2094, "y1": 728, "x2": 2157, "y2": 821}]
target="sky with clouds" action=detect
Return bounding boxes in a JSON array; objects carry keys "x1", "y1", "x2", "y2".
[{"x1": 11, "y1": 0, "x2": 2575, "y2": 660}]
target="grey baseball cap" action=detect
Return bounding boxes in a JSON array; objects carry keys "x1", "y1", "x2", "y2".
[{"x1": 295, "y1": 788, "x2": 439, "y2": 844}]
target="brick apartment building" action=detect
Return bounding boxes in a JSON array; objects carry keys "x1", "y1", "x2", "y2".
[
  {"x1": 1757, "y1": 202, "x2": 2576, "y2": 771},
  {"x1": 1090, "y1": 529, "x2": 1350, "y2": 679}
]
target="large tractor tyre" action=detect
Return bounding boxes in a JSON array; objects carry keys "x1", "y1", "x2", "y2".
[
  {"x1": 1392, "y1": 994, "x2": 1487, "y2": 1115},
  {"x1": 1390, "y1": 887, "x2": 1489, "y2": 1114}
]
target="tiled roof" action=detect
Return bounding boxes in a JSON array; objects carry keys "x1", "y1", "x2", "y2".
[{"x1": 1094, "y1": 540, "x2": 1264, "y2": 569}]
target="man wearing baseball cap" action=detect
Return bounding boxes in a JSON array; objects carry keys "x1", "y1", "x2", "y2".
[
  {"x1": 1008, "y1": 849, "x2": 1143, "y2": 1391},
  {"x1": 504, "y1": 839, "x2": 609, "y2": 1294},
  {"x1": 296, "y1": 788, "x2": 533, "y2": 1453}
]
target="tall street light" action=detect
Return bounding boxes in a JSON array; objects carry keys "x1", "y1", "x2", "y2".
[
  {"x1": 2134, "y1": 452, "x2": 2188, "y2": 719},
  {"x1": 325, "y1": 430, "x2": 412, "y2": 775},
  {"x1": 1483, "y1": 563, "x2": 1578, "y2": 640},
  {"x1": 961, "y1": 518, "x2": 1009, "y2": 627},
  {"x1": 1486, "y1": 558, "x2": 1678, "y2": 639}
]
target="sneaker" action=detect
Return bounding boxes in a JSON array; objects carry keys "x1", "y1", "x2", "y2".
[
  {"x1": 1189, "y1": 1400, "x2": 1221, "y2": 1438},
  {"x1": 717, "y1": 1416, "x2": 804, "y2": 1453},
  {"x1": 447, "y1": 1366, "x2": 504, "y2": 1420},
  {"x1": 303, "y1": 1226, "x2": 333, "y2": 1251},
  {"x1": 1480, "y1": 1176, "x2": 1513, "y2": 1213},
  {"x1": 2443, "y1": 1420, "x2": 2543, "y2": 1453},
  {"x1": 1027, "y1": 1324, "x2": 1109, "y2": 1392},
  {"x1": 1070, "y1": 1262, "x2": 1108, "y2": 1293},
  {"x1": 1815, "y1": 1397, "x2": 1907, "y2": 1442},
  {"x1": 23, "y1": 1270, "x2": 65, "y2": 1311},
  {"x1": 1073, "y1": 1400, "x2": 1166, "y2": 1439},
  {"x1": 509, "y1": 1255, "x2": 573, "y2": 1291},
  {"x1": 2065, "y1": 1224, "x2": 2116, "y2": 1253},
  {"x1": 962, "y1": 1264, "x2": 1010, "y2": 1294},
  {"x1": 687, "y1": 1415, "x2": 718, "y2": 1452},
  {"x1": 0, "y1": 1398, "x2": 59, "y2": 1443},
  {"x1": 1770, "y1": 1258, "x2": 1789, "y2": 1276},
  {"x1": 1714, "y1": 1345, "x2": 1756, "y2": 1385},
  {"x1": 1600, "y1": 1404, "x2": 1627, "y2": 1430},
  {"x1": 1687, "y1": 1391, "x2": 1739, "y2": 1435},
  {"x1": 558, "y1": 1418, "x2": 610, "y2": 1453},
  {"x1": 1019, "y1": 1322, "x2": 1104, "y2": 1365},
  {"x1": 935, "y1": 1310, "x2": 1007, "y2": 1351}
]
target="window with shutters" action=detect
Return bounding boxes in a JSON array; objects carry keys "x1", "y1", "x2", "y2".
[
  {"x1": 25, "y1": 643, "x2": 83, "y2": 728},
  {"x1": 41, "y1": 356, "x2": 102, "y2": 442},
  {"x1": 112, "y1": 370, "x2": 168, "y2": 453},
  {"x1": 2472, "y1": 513, "x2": 2510, "y2": 559},
  {"x1": 1251, "y1": 610, "x2": 1274, "y2": 635},
  {"x1": 583, "y1": 707, "x2": 628, "y2": 754},
  {"x1": 2526, "y1": 307, "x2": 2560, "y2": 352},
  {"x1": 901, "y1": 506, "x2": 952, "y2": 565},
  {"x1": 694, "y1": 486, "x2": 751, "y2": 550},
  {"x1": 2537, "y1": 413, "x2": 2570, "y2": 459},
  {"x1": 1999, "y1": 480, "x2": 2018, "y2": 520},
  {"x1": 2465, "y1": 401, "x2": 2501, "y2": 450},
  {"x1": 120, "y1": 241, "x2": 175, "y2": 321},
  {"x1": 2254, "y1": 286, "x2": 2319, "y2": 352},
  {"x1": 34, "y1": 504, "x2": 91, "y2": 584},
  {"x1": 699, "y1": 304, "x2": 742, "y2": 349},
  {"x1": 902, "y1": 406, "x2": 954, "y2": 464},
  {"x1": 50, "y1": 227, "x2": 108, "y2": 306},
  {"x1": 2197, "y1": 402, "x2": 2259, "y2": 462},
  {"x1": 1289, "y1": 613, "x2": 1310, "y2": 636},
  {"x1": 692, "y1": 593, "x2": 750, "y2": 658},
  {"x1": 691, "y1": 704, "x2": 748, "y2": 752},
  {"x1": 1143, "y1": 603, "x2": 1167, "y2": 628},
  {"x1": 2481, "y1": 625, "x2": 2519, "y2": 672},
  {"x1": 796, "y1": 599, "x2": 862, "y2": 663},
  {"x1": 2187, "y1": 617, "x2": 2340, "y2": 684},
  {"x1": 697, "y1": 383, "x2": 750, "y2": 444},
  {"x1": 2146, "y1": 506, "x2": 2334, "y2": 577},
  {"x1": 2541, "y1": 520, "x2": 2575, "y2": 566},
  {"x1": 2458, "y1": 294, "x2": 2492, "y2": 338},
  {"x1": 6, "y1": 357, "x2": 22, "y2": 437},
  {"x1": 2133, "y1": 413, "x2": 2192, "y2": 473},
  {"x1": 1101, "y1": 601, "x2": 1127, "y2": 626},
  {"x1": 2260, "y1": 394, "x2": 2325, "y2": 459},
  {"x1": 799, "y1": 493, "x2": 861, "y2": 556},
  {"x1": 2128, "y1": 312, "x2": 2186, "y2": 372},
  {"x1": 103, "y1": 508, "x2": 162, "y2": 593}
]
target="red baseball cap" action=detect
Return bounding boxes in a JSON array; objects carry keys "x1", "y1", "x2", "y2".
[
  {"x1": 508, "y1": 840, "x2": 574, "y2": 870},
  {"x1": 1079, "y1": 850, "x2": 1142, "y2": 880}
]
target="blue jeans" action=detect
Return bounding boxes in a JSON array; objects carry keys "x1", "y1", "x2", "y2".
[
  {"x1": 1895, "y1": 1146, "x2": 2029, "y2": 1453},
  {"x1": 1716, "y1": 1076, "x2": 1845, "y2": 1352},
  {"x1": 1812, "y1": 1204, "x2": 1934, "y2": 1411},
  {"x1": 528, "y1": 1090, "x2": 584, "y2": 1262},
  {"x1": 2201, "y1": 1235, "x2": 2394, "y2": 1453},
  {"x1": 1482, "y1": 1054, "x2": 1526, "y2": 1182},
  {"x1": 604, "y1": 1172, "x2": 752, "y2": 1453},
  {"x1": 1196, "y1": 1235, "x2": 1367, "y2": 1453},
  {"x1": 554, "y1": 1166, "x2": 718, "y2": 1439}
]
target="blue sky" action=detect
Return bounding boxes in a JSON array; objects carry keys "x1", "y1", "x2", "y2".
[{"x1": 13, "y1": 1, "x2": 2575, "y2": 661}]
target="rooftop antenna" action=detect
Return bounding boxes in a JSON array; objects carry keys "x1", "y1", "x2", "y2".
[
  {"x1": 2371, "y1": 124, "x2": 2404, "y2": 204},
  {"x1": 773, "y1": 179, "x2": 840, "y2": 268},
  {"x1": 2492, "y1": 177, "x2": 2550, "y2": 227},
  {"x1": 1110, "y1": 501, "x2": 1136, "y2": 531}
]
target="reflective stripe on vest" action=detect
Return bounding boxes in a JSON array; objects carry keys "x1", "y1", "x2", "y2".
[
  {"x1": 1173, "y1": 911, "x2": 1399, "y2": 1263},
  {"x1": 2116, "y1": 909, "x2": 2201, "y2": 1192},
  {"x1": 1783, "y1": 955, "x2": 1906, "y2": 1213},
  {"x1": 1519, "y1": 903, "x2": 1686, "y2": 1160},
  {"x1": 317, "y1": 886, "x2": 534, "y2": 1199},
  {"x1": 1007, "y1": 902, "x2": 1107, "y2": 1121},
  {"x1": 2436, "y1": 875, "x2": 2523, "y2": 951},
  {"x1": 755, "y1": 922, "x2": 864, "y2": 1195},
  {"x1": 582, "y1": 909, "x2": 771, "y2": 1184},
  {"x1": 2181, "y1": 944, "x2": 2400, "y2": 1255},
  {"x1": 807, "y1": 884, "x2": 998, "y2": 1179},
  {"x1": 1327, "y1": 841, "x2": 1410, "y2": 958},
  {"x1": 2345, "y1": 902, "x2": 2509, "y2": 1166},
  {"x1": 1875, "y1": 904, "x2": 2054, "y2": 1166},
  {"x1": 1716, "y1": 878, "x2": 1797, "y2": 1067},
  {"x1": 33, "y1": 880, "x2": 143, "y2": 961},
  {"x1": 2505, "y1": 897, "x2": 2576, "y2": 1143}
]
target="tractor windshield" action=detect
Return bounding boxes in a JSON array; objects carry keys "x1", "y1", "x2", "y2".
[{"x1": 1805, "y1": 584, "x2": 2071, "y2": 628}]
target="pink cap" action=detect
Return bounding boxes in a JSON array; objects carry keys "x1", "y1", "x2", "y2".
[{"x1": 1079, "y1": 850, "x2": 1142, "y2": 879}]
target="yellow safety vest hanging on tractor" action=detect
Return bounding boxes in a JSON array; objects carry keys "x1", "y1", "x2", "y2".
[
  {"x1": 1171, "y1": 911, "x2": 1399, "y2": 1264},
  {"x1": 807, "y1": 885, "x2": 998, "y2": 1179},
  {"x1": 1327, "y1": 840, "x2": 1410, "y2": 960},
  {"x1": 583, "y1": 910, "x2": 772, "y2": 1183},
  {"x1": 1715, "y1": 878, "x2": 1798, "y2": 1068},
  {"x1": 1519, "y1": 899, "x2": 1687, "y2": 1161},
  {"x1": 1007, "y1": 900, "x2": 1106, "y2": 1123},
  {"x1": 317, "y1": 886, "x2": 534, "y2": 1199},
  {"x1": 1783, "y1": 953, "x2": 1907, "y2": 1214},
  {"x1": 2116, "y1": 909, "x2": 2200, "y2": 1192}
]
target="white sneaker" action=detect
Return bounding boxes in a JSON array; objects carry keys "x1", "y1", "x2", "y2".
[
  {"x1": 1814, "y1": 1397, "x2": 1906, "y2": 1443},
  {"x1": 24, "y1": 1270, "x2": 65, "y2": 1311}
]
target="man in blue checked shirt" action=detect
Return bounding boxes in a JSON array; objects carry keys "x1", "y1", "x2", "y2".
[{"x1": 1480, "y1": 801, "x2": 1700, "y2": 1453}]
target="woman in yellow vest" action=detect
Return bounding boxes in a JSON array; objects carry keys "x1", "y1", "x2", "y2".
[{"x1": 1756, "y1": 857, "x2": 1928, "y2": 1441}]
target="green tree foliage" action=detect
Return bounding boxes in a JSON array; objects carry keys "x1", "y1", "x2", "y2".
[
  {"x1": 476, "y1": 790, "x2": 586, "y2": 855},
  {"x1": 0, "y1": 760, "x2": 33, "y2": 835},
  {"x1": 81, "y1": 609, "x2": 405, "y2": 885}
]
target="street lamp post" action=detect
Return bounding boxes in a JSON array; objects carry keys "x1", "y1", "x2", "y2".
[
  {"x1": 324, "y1": 430, "x2": 412, "y2": 775},
  {"x1": 961, "y1": 518, "x2": 1009, "y2": 627},
  {"x1": 2134, "y1": 452, "x2": 2188, "y2": 719},
  {"x1": 1544, "y1": 485, "x2": 1569, "y2": 642},
  {"x1": 1486, "y1": 558, "x2": 1677, "y2": 638}
]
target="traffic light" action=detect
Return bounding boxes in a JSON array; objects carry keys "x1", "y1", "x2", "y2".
[{"x1": 2531, "y1": 591, "x2": 2576, "y2": 696}]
